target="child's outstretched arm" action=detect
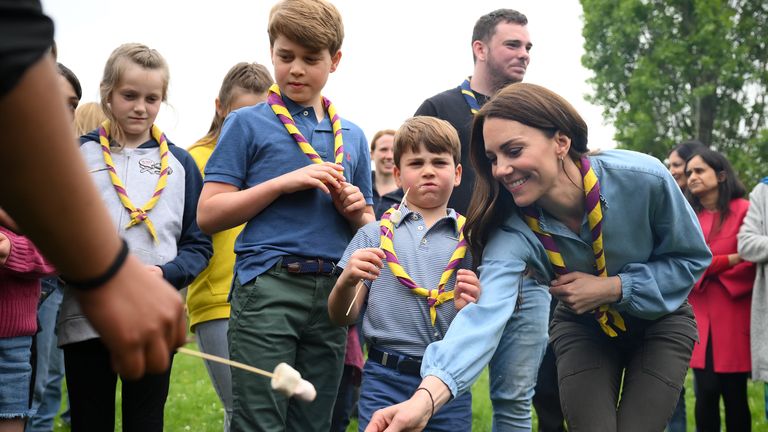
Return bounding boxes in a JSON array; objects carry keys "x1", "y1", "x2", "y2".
[
  {"x1": 328, "y1": 247, "x2": 385, "y2": 325},
  {"x1": 454, "y1": 268, "x2": 481, "y2": 311},
  {"x1": 197, "y1": 161, "x2": 346, "y2": 235}
]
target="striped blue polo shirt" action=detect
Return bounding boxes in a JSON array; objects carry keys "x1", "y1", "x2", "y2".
[{"x1": 339, "y1": 205, "x2": 472, "y2": 358}]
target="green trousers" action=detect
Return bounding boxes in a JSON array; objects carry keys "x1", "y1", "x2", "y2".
[{"x1": 229, "y1": 264, "x2": 346, "y2": 432}]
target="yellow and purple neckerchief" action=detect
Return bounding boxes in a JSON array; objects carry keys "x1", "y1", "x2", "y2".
[
  {"x1": 521, "y1": 156, "x2": 627, "y2": 337},
  {"x1": 460, "y1": 77, "x2": 480, "y2": 114},
  {"x1": 98, "y1": 120, "x2": 169, "y2": 243},
  {"x1": 267, "y1": 83, "x2": 344, "y2": 165},
  {"x1": 379, "y1": 206, "x2": 467, "y2": 326}
]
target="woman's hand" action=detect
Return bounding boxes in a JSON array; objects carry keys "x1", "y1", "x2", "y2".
[{"x1": 549, "y1": 272, "x2": 622, "y2": 314}]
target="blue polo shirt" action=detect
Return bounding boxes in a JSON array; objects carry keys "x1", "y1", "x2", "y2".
[
  {"x1": 339, "y1": 205, "x2": 471, "y2": 358},
  {"x1": 204, "y1": 98, "x2": 373, "y2": 285}
]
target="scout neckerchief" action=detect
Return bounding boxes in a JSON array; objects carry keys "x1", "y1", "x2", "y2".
[
  {"x1": 460, "y1": 77, "x2": 480, "y2": 114},
  {"x1": 379, "y1": 205, "x2": 467, "y2": 326},
  {"x1": 98, "y1": 120, "x2": 169, "y2": 243},
  {"x1": 267, "y1": 83, "x2": 344, "y2": 165},
  {"x1": 521, "y1": 156, "x2": 627, "y2": 337}
]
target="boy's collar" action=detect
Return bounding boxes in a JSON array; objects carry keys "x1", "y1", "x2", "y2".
[{"x1": 393, "y1": 205, "x2": 462, "y2": 235}]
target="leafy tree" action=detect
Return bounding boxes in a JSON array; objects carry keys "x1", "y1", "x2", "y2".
[{"x1": 580, "y1": 0, "x2": 768, "y2": 187}]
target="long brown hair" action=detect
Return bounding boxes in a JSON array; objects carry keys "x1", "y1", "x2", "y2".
[{"x1": 465, "y1": 83, "x2": 589, "y2": 267}]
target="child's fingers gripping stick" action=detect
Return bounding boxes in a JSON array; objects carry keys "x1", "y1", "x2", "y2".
[{"x1": 271, "y1": 362, "x2": 317, "y2": 401}]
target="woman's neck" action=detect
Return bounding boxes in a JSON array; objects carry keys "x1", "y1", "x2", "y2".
[
  {"x1": 375, "y1": 172, "x2": 398, "y2": 196},
  {"x1": 699, "y1": 190, "x2": 719, "y2": 211},
  {"x1": 537, "y1": 158, "x2": 585, "y2": 233}
]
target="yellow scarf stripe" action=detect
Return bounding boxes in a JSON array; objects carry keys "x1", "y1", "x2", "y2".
[{"x1": 98, "y1": 121, "x2": 169, "y2": 243}]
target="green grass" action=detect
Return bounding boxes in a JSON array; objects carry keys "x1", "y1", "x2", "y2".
[{"x1": 52, "y1": 345, "x2": 768, "y2": 431}]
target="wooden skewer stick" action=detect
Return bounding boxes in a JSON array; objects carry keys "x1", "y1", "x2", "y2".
[
  {"x1": 177, "y1": 346, "x2": 274, "y2": 378},
  {"x1": 344, "y1": 188, "x2": 410, "y2": 317}
]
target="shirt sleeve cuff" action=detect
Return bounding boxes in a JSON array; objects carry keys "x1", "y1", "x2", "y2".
[{"x1": 421, "y1": 367, "x2": 459, "y2": 399}]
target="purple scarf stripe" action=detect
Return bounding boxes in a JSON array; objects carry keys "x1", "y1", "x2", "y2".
[
  {"x1": 383, "y1": 250, "x2": 398, "y2": 263},
  {"x1": 590, "y1": 222, "x2": 602, "y2": 241},
  {"x1": 114, "y1": 185, "x2": 128, "y2": 195},
  {"x1": 397, "y1": 276, "x2": 419, "y2": 290}
]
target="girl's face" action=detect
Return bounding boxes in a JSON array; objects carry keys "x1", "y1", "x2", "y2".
[
  {"x1": 371, "y1": 134, "x2": 395, "y2": 177},
  {"x1": 668, "y1": 150, "x2": 688, "y2": 189},
  {"x1": 686, "y1": 155, "x2": 721, "y2": 200},
  {"x1": 226, "y1": 88, "x2": 267, "y2": 115},
  {"x1": 108, "y1": 62, "x2": 164, "y2": 146},
  {"x1": 483, "y1": 118, "x2": 564, "y2": 208}
]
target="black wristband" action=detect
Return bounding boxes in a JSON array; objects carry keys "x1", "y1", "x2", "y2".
[
  {"x1": 415, "y1": 387, "x2": 435, "y2": 419},
  {"x1": 60, "y1": 239, "x2": 129, "y2": 290}
]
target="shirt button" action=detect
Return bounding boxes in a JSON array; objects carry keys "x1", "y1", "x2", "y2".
[
  {"x1": 422, "y1": 239, "x2": 428, "y2": 245},
  {"x1": 303, "y1": 111, "x2": 309, "y2": 116},
  {"x1": 418, "y1": 226, "x2": 424, "y2": 231},
  {"x1": 434, "y1": 331, "x2": 439, "y2": 338},
  {"x1": 411, "y1": 214, "x2": 419, "y2": 221}
]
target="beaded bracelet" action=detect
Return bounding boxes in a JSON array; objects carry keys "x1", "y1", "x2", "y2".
[
  {"x1": 60, "y1": 238, "x2": 129, "y2": 290},
  {"x1": 415, "y1": 387, "x2": 435, "y2": 420}
]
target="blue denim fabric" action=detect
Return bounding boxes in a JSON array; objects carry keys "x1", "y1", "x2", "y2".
[
  {"x1": 0, "y1": 335, "x2": 34, "y2": 419},
  {"x1": 357, "y1": 360, "x2": 471, "y2": 432},
  {"x1": 666, "y1": 387, "x2": 687, "y2": 432},
  {"x1": 27, "y1": 280, "x2": 68, "y2": 432},
  {"x1": 196, "y1": 318, "x2": 232, "y2": 432},
  {"x1": 488, "y1": 281, "x2": 549, "y2": 432}
]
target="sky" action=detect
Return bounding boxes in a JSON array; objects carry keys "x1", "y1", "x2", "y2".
[{"x1": 41, "y1": 0, "x2": 617, "y2": 150}]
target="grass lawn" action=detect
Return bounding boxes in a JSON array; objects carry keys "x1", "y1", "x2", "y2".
[{"x1": 52, "y1": 343, "x2": 767, "y2": 431}]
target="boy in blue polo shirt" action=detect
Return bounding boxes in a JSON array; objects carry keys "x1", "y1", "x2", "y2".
[
  {"x1": 197, "y1": 0, "x2": 374, "y2": 430},
  {"x1": 328, "y1": 116, "x2": 479, "y2": 431}
]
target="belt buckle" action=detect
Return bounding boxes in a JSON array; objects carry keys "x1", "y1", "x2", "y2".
[{"x1": 285, "y1": 261, "x2": 302, "y2": 273}]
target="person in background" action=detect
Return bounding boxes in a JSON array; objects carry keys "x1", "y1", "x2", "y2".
[
  {"x1": 686, "y1": 149, "x2": 755, "y2": 432},
  {"x1": 56, "y1": 43, "x2": 211, "y2": 432},
  {"x1": 74, "y1": 102, "x2": 107, "y2": 137},
  {"x1": 370, "y1": 129, "x2": 402, "y2": 218},
  {"x1": 738, "y1": 175, "x2": 768, "y2": 425},
  {"x1": 663, "y1": 138, "x2": 705, "y2": 432},
  {"x1": 186, "y1": 61, "x2": 273, "y2": 432},
  {"x1": 24, "y1": 62, "x2": 81, "y2": 432}
]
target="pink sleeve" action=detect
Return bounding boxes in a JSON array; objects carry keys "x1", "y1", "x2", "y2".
[{"x1": 0, "y1": 226, "x2": 57, "y2": 278}]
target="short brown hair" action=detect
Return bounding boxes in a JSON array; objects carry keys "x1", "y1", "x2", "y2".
[
  {"x1": 268, "y1": 0, "x2": 344, "y2": 55},
  {"x1": 370, "y1": 129, "x2": 396, "y2": 152},
  {"x1": 393, "y1": 117, "x2": 461, "y2": 168}
]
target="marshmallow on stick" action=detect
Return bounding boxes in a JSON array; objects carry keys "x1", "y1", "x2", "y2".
[{"x1": 177, "y1": 347, "x2": 316, "y2": 401}]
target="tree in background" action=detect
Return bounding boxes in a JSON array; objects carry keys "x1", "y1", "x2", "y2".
[{"x1": 580, "y1": 0, "x2": 767, "y2": 187}]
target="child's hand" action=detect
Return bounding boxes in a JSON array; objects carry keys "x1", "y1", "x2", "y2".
[
  {"x1": 0, "y1": 207, "x2": 20, "y2": 233},
  {"x1": 278, "y1": 162, "x2": 345, "y2": 195},
  {"x1": 0, "y1": 231, "x2": 10, "y2": 266},
  {"x1": 331, "y1": 182, "x2": 368, "y2": 224},
  {"x1": 345, "y1": 248, "x2": 386, "y2": 283},
  {"x1": 454, "y1": 269, "x2": 480, "y2": 311}
]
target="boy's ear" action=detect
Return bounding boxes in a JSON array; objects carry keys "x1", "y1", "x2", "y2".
[
  {"x1": 330, "y1": 50, "x2": 342, "y2": 73},
  {"x1": 393, "y1": 165, "x2": 402, "y2": 188},
  {"x1": 454, "y1": 163, "x2": 462, "y2": 187}
]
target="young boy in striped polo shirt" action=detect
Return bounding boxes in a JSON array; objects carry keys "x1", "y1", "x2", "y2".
[{"x1": 328, "y1": 116, "x2": 480, "y2": 432}]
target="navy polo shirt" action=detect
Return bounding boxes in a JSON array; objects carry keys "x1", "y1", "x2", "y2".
[{"x1": 204, "y1": 97, "x2": 372, "y2": 285}]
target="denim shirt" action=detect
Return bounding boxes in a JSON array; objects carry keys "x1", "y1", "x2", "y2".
[
  {"x1": 204, "y1": 97, "x2": 372, "y2": 285},
  {"x1": 422, "y1": 149, "x2": 712, "y2": 397}
]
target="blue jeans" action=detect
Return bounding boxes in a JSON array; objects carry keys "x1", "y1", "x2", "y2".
[
  {"x1": 196, "y1": 318, "x2": 232, "y2": 432},
  {"x1": 357, "y1": 360, "x2": 472, "y2": 432},
  {"x1": 0, "y1": 335, "x2": 34, "y2": 419},
  {"x1": 666, "y1": 386, "x2": 687, "y2": 432},
  {"x1": 488, "y1": 280, "x2": 550, "y2": 432},
  {"x1": 27, "y1": 280, "x2": 69, "y2": 431}
]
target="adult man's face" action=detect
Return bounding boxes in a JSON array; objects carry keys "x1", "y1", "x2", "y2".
[{"x1": 484, "y1": 22, "x2": 532, "y2": 91}]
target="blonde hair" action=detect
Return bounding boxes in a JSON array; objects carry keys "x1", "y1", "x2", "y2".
[
  {"x1": 370, "y1": 129, "x2": 396, "y2": 152},
  {"x1": 74, "y1": 102, "x2": 107, "y2": 136},
  {"x1": 268, "y1": 0, "x2": 344, "y2": 55},
  {"x1": 192, "y1": 62, "x2": 273, "y2": 149},
  {"x1": 100, "y1": 43, "x2": 169, "y2": 143},
  {"x1": 393, "y1": 117, "x2": 461, "y2": 168}
]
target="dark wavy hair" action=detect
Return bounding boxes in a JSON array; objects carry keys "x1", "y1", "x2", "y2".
[
  {"x1": 465, "y1": 83, "x2": 588, "y2": 267},
  {"x1": 684, "y1": 148, "x2": 746, "y2": 223}
]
